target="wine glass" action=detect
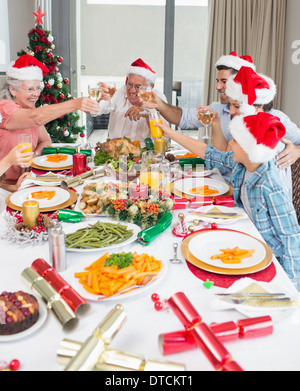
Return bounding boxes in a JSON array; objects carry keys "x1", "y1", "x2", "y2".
[
  {"x1": 88, "y1": 83, "x2": 102, "y2": 115},
  {"x1": 138, "y1": 85, "x2": 153, "y2": 103},
  {"x1": 197, "y1": 110, "x2": 214, "y2": 140},
  {"x1": 107, "y1": 82, "x2": 117, "y2": 99}
]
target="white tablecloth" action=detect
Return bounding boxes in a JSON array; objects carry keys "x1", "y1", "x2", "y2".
[{"x1": 1, "y1": 172, "x2": 300, "y2": 372}]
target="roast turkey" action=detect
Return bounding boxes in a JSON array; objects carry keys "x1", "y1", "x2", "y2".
[{"x1": 99, "y1": 138, "x2": 141, "y2": 158}]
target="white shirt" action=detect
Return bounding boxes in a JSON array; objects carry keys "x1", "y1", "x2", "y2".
[{"x1": 94, "y1": 85, "x2": 167, "y2": 147}]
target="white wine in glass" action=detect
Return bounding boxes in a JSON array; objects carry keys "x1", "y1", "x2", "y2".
[
  {"x1": 107, "y1": 83, "x2": 117, "y2": 99},
  {"x1": 138, "y1": 85, "x2": 153, "y2": 103},
  {"x1": 88, "y1": 85, "x2": 102, "y2": 102},
  {"x1": 198, "y1": 111, "x2": 214, "y2": 139}
]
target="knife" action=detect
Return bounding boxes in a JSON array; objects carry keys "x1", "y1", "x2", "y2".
[
  {"x1": 190, "y1": 211, "x2": 239, "y2": 217},
  {"x1": 26, "y1": 175, "x2": 64, "y2": 182},
  {"x1": 215, "y1": 292, "x2": 287, "y2": 297}
]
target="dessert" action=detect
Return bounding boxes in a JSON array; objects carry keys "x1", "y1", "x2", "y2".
[{"x1": 0, "y1": 291, "x2": 39, "y2": 335}]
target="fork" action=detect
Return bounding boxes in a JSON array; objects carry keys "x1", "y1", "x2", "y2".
[{"x1": 97, "y1": 274, "x2": 156, "y2": 301}]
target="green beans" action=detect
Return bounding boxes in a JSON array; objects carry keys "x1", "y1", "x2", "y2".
[{"x1": 65, "y1": 221, "x2": 134, "y2": 249}]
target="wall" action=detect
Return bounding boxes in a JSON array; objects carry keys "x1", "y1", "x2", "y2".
[{"x1": 281, "y1": 0, "x2": 300, "y2": 127}]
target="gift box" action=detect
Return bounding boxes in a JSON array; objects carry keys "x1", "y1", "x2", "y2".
[
  {"x1": 31, "y1": 258, "x2": 90, "y2": 317},
  {"x1": 137, "y1": 212, "x2": 173, "y2": 246}
]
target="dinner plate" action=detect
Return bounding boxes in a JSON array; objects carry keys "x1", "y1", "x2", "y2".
[
  {"x1": 181, "y1": 229, "x2": 273, "y2": 276},
  {"x1": 33, "y1": 154, "x2": 73, "y2": 170},
  {"x1": 174, "y1": 165, "x2": 214, "y2": 178},
  {"x1": 9, "y1": 186, "x2": 71, "y2": 209},
  {"x1": 61, "y1": 256, "x2": 168, "y2": 302},
  {"x1": 51, "y1": 142, "x2": 81, "y2": 148},
  {"x1": 187, "y1": 205, "x2": 248, "y2": 225},
  {"x1": 174, "y1": 177, "x2": 229, "y2": 197},
  {"x1": 188, "y1": 230, "x2": 266, "y2": 270},
  {"x1": 64, "y1": 218, "x2": 141, "y2": 253},
  {"x1": 0, "y1": 296, "x2": 47, "y2": 343}
]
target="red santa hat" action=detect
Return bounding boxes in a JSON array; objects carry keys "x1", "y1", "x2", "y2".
[
  {"x1": 215, "y1": 51, "x2": 256, "y2": 71},
  {"x1": 127, "y1": 58, "x2": 156, "y2": 84},
  {"x1": 226, "y1": 67, "x2": 277, "y2": 115},
  {"x1": 229, "y1": 112, "x2": 286, "y2": 163},
  {"x1": 6, "y1": 54, "x2": 49, "y2": 81}
]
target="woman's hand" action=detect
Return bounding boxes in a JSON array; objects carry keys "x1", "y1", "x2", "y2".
[
  {"x1": 154, "y1": 120, "x2": 176, "y2": 139},
  {"x1": 12, "y1": 172, "x2": 30, "y2": 192},
  {"x1": 196, "y1": 106, "x2": 220, "y2": 124},
  {"x1": 7, "y1": 146, "x2": 33, "y2": 168},
  {"x1": 74, "y1": 97, "x2": 100, "y2": 114}
]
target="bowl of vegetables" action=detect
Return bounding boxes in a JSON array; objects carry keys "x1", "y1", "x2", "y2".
[{"x1": 104, "y1": 154, "x2": 141, "y2": 182}]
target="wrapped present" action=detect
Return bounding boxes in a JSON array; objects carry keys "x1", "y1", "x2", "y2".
[
  {"x1": 31, "y1": 258, "x2": 90, "y2": 317},
  {"x1": 21, "y1": 267, "x2": 78, "y2": 331},
  {"x1": 213, "y1": 195, "x2": 235, "y2": 207},
  {"x1": 167, "y1": 292, "x2": 243, "y2": 371},
  {"x1": 42, "y1": 147, "x2": 92, "y2": 157},
  {"x1": 137, "y1": 212, "x2": 173, "y2": 246}
]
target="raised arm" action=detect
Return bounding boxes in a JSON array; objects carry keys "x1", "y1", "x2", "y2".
[
  {"x1": 4, "y1": 97, "x2": 99, "y2": 131},
  {"x1": 143, "y1": 93, "x2": 183, "y2": 126}
]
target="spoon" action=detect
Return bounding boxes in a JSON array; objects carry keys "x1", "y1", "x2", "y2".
[{"x1": 169, "y1": 243, "x2": 182, "y2": 264}]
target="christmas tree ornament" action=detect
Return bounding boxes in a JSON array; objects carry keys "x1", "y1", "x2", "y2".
[{"x1": 33, "y1": 6, "x2": 46, "y2": 25}]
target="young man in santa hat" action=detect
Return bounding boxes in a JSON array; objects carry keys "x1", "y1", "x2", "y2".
[
  {"x1": 92, "y1": 58, "x2": 167, "y2": 147},
  {"x1": 142, "y1": 51, "x2": 300, "y2": 171},
  {"x1": 153, "y1": 108, "x2": 300, "y2": 286}
]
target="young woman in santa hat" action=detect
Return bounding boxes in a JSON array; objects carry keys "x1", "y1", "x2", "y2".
[
  {"x1": 153, "y1": 73, "x2": 300, "y2": 286},
  {"x1": 0, "y1": 54, "x2": 99, "y2": 194}
]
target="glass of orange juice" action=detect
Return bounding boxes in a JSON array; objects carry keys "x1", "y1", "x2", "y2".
[
  {"x1": 149, "y1": 110, "x2": 163, "y2": 138},
  {"x1": 18, "y1": 134, "x2": 33, "y2": 167}
]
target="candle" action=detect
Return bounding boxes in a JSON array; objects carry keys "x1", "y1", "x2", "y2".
[
  {"x1": 73, "y1": 153, "x2": 87, "y2": 176},
  {"x1": 154, "y1": 138, "x2": 166, "y2": 154},
  {"x1": 130, "y1": 180, "x2": 148, "y2": 199},
  {"x1": 22, "y1": 200, "x2": 40, "y2": 229}
]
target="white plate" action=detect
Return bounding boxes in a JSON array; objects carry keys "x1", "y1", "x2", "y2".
[
  {"x1": 188, "y1": 230, "x2": 266, "y2": 270},
  {"x1": 33, "y1": 154, "x2": 73, "y2": 169},
  {"x1": 174, "y1": 165, "x2": 214, "y2": 178},
  {"x1": 61, "y1": 256, "x2": 168, "y2": 302},
  {"x1": 174, "y1": 177, "x2": 229, "y2": 197},
  {"x1": 0, "y1": 296, "x2": 47, "y2": 342},
  {"x1": 10, "y1": 186, "x2": 71, "y2": 209},
  {"x1": 187, "y1": 205, "x2": 248, "y2": 225},
  {"x1": 64, "y1": 218, "x2": 141, "y2": 253},
  {"x1": 51, "y1": 142, "x2": 81, "y2": 148}
]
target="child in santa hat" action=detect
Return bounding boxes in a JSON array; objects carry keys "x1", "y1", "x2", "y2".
[{"x1": 154, "y1": 110, "x2": 300, "y2": 286}]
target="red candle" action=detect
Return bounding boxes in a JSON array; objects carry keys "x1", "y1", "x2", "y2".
[
  {"x1": 73, "y1": 153, "x2": 87, "y2": 176},
  {"x1": 130, "y1": 181, "x2": 148, "y2": 199}
]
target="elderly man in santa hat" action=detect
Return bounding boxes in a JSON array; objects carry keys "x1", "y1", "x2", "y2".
[{"x1": 93, "y1": 58, "x2": 167, "y2": 147}]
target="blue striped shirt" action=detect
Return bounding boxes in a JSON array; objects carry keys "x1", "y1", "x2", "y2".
[{"x1": 205, "y1": 145, "x2": 300, "y2": 284}]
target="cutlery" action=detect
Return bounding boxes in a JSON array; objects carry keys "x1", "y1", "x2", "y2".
[
  {"x1": 97, "y1": 274, "x2": 155, "y2": 300},
  {"x1": 191, "y1": 212, "x2": 239, "y2": 217},
  {"x1": 215, "y1": 292, "x2": 288, "y2": 298},
  {"x1": 222, "y1": 296, "x2": 292, "y2": 305},
  {"x1": 169, "y1": 243, "x2": 182, "y2": 264},
  {"x1": 27, "y1": 175, "x2": 64, "y2": 182}
]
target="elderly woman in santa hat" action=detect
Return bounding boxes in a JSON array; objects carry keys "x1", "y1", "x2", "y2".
[
  {"x1": 92, "y1": 58, "x2": 167, "y2": 147},
  {"x1": 153, "y1": 70, "x2": 300, "y2": 286},
  {"x1": 0, "y1": 54, "x2": 99, "y2": 194}
]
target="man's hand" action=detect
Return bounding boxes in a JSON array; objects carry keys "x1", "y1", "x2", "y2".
[
  {"x1": 276, "y1": 138, "x2": 300, "y2": 169},
  {"x1": 124, "y1": 105, "x2": 146, "y2": 121}
]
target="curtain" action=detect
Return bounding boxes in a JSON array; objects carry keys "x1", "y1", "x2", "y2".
[{"x1": 203, "y1": 0, "x2": 286, "y2": 109}]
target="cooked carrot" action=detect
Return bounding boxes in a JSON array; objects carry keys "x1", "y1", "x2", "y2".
[
  {"x1": 46, "y1": 154, "x2": 68, "y2": 163},
  {"x1": 28, "y1": 190, "x2": 56, "y2": 200},
  {"x1": 74, "y1": 252, "x2": 162, "y2": 297},
  {"x1": 210, "y1": 247, "x2": 255, "y2": 264}
]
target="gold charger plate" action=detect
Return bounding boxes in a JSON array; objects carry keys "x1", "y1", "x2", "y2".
[
  {"x1": 172, "y1": 182, "x2": 233, "y2": 199},
  {"x1": 6, "y1": 188, "x2": 78, "y2": 213},
  {"x1": 31, "y1": 162, "x2": 73, "y2": 171},
  {"x1": 181, "y1": 228, "x2": 273, "y2": 276}
]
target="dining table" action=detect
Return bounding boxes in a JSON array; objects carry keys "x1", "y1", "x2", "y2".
[{"x1": 1, "y1": 147, "x2": 300, "y2": 374}]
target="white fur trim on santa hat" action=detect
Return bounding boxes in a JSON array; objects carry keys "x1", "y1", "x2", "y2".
[
  {"x1": 226, "y1": 73, "x2": 276, "y2": 106},
  {"x1": 6, "y1": 62, "x2": 44, "y2": 81},
  {"x1": 215, "y1": 55, "x2": 256, "y2": 72},
  {"x1": 127, "y1": 66, "x2": 156, "y2": 84},
  {"x1": 229, "y1": 115, "x2": 278, "y2": 163}
]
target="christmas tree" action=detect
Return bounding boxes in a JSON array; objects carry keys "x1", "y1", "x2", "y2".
[{"x1": 17, "y1": 7, "x2": 85, "y2": 143}]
